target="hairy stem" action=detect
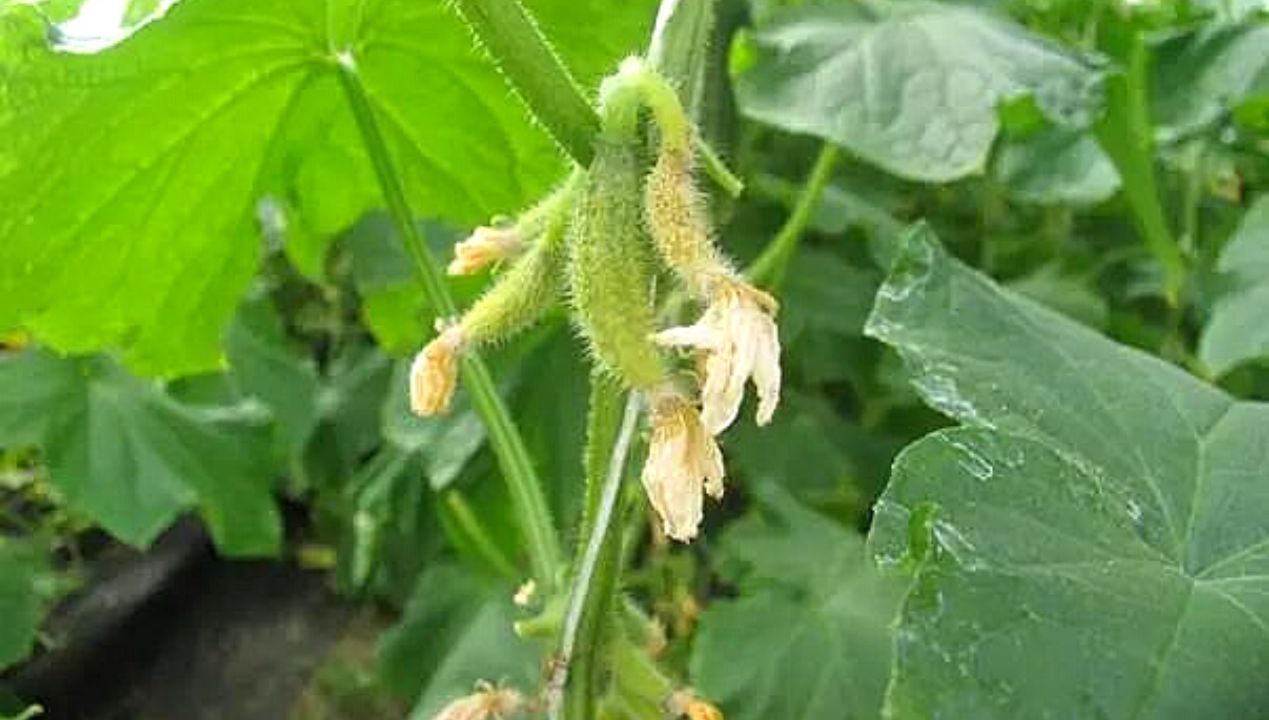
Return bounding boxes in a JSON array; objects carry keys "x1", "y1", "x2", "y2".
[
  {"x1": 336, "y1": 58, "x2": 564, "y2": 589},
  {"x1": 747, "y1": 142, "x2": 839, "y2": 288},
  {"x1": 449, "y1": 0, "x2": 600, "y2": 165},
  {"x1": 549, "y1": 384, "x2": 642, "y2": 720}
]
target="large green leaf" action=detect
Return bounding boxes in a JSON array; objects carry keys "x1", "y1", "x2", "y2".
[
  {"x1": 0, "y1": 540, "x2": 44, "y2": 669},
  {"x1": 865, "y1": 226, "x2": 1269, "y2": 718},
  {"x1": 731, "y1": 1, "x2": 1104, "y2": 181},
  {"x1": 0, "y1": 349, "x2": 281, "y2": 554},
  {"x1": 0, "y1": 0, "x2": 654, "y2": 376},
  {"x1": 1199, "y1": 194, "x2": 1269, "y2": 376},
  {"x1": 691, "y1": 488, "x2": 902, "y2": 720}
]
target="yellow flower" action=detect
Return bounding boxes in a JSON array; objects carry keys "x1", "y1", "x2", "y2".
[
  {"x1": 641, "y1": 390, "x2": 725, "y2": 542},
  {"x1": 448, "y1": 225, "x2": 523, "y2": 276},
  {"x1": 432, "y1": 681, "x2": 523, "y2": 720},
  {"x1": 409, "y1": 324, "x2": 465, "y2": 416},
  {"x1": 653, "y1": 280, "x2": 781, "y2": 435}
]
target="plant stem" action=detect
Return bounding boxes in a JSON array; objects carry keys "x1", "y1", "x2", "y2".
[
  {"x1": 335, "y1": 58, "x2": 564, "y2": 589},
  {"x1": 549, "y1": 383, "x2": 642, "y2": 720},
  {"x1": 448, "y1": 0, "x2": 600, "y2": 166},
  {"x1": 1094, "y1": 27, "x2": 1186, "y2": 306},
  {"x1": 746, "y1": 142, "x2": 839, "y2": 288}
]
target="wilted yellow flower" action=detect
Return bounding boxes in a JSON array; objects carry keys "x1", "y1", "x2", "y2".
[
  {"x1": 641, "y1": 390, "x2": 725, "y2": 542},
  {"x1": 409, "y1": 324, "x2": 465, "y2": 416},
  {"x1": 668, "y1": 690, "x2": 724, "y2": 720},
  {"x1": 448, "y1": 225, "x2": 524, "y2": 276},
  {"x1": 432, "y1": 681, "x2": 523, "y2": 720},
  {"x1": 653, "y1": 279, "x2": 780, "y2": 435},
  {"x1": 512, "y1": 579, "x2": 536, "y2": 608}
]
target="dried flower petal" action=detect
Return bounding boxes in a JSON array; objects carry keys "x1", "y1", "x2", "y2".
[
  {"x1": 433, "y1": 681, "x2": 523, "y2": 720},
  {"x1": 448, "y1": 225, "x2": 523, "y2": 276},
  {"x1": 641, "y1": 390, "x2": 725, "y2": 542},
  {"x1": 668, "y1": 690, "x2": 725, "y2": 720},
  {"x1": 653, "y1": 280, "x2": 781, "y2": 435},
  {"x1": 513, "y1": 579, "x2": 536, "y2": 608},
  {"x1": 409, "y1": 325, "x2": 465, "y2": 416}
]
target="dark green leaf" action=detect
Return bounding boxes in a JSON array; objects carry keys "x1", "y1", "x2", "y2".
[
  {"x1": 1153, "y1": 23, "x2": 1269, "y2": 141},
  {"x1": 732, "y1": 2, "x2": 1104, "y2": 181},
  {"x1": 224, "y1": 295, "x2": 321, "y2": 464},
  {"x1": 691, "y1": 488, "x2": 902, "y2": 720},
  {"x1": 1200, "y1": 195, "x2": 1269, "y2": 375},
  {"x1": 0, "y1": 350, "x2": 280, "y2": 554},
  {"x1": 377, "y1": 562, "x2": 536, "y2": 716},
  {"x1": 866, "y1": 225, "x2": 1269, "y2": 718},
  {"x1": 994, "y1": 128, "x2": 1120, "y2": 205},
  {"x1": 0, "y1": 541, "x2": 44, "y2": 669}
]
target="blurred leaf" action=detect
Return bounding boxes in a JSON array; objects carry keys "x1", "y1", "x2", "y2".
[
  {"x1": 0, "y1": 350, "x2": 280, "y2": 554},
  {"x1": 727, "y1": 390, "x2": 900, "y2": 509},
  {"x1": 0, "y1": 0, "x2": 655, "y2": 376},
  {"x1": 782, "y1": 248, "x2": 880, "y2": 342},
  {"x1": 994, "y1": 128, "x2": 1120, "y2": 205},
  {"x1": 1005, "y1": 263, "x2": 1108, "y2": 328},
  {"x1": 866, "y1": 225, "x2": 1269, "y2": 718},
  {"x1": 732, "y1": 1, "x2": 1104, "y2": 181},
  {"x1": 377, "y1": 563, "x2": 537, "y2": 716},
  {"x1": 339, "y1": 446, "x2": 441, "y2": 600},
  {"x1": 0, "y1": 541, "x2": 43, "y2": 669},
  {"x1": 691, "y1": 488, "x2": 902, "y2": 720},
  {"x1": 382, "y1": 361, "x2": 488, "y2": 493},
  {"x1": 1200, "y1": 195, "x2": 1269, "y2": 375},
  {"x1": 1153, "y1": 22, "x2": 1269, "y2": 141},
  {"x1": 341, "y1": 216, "x2": 485, "y2": 355},
  {"x1": 225, "y1": 295, "x2": 321, "y2": 465}
]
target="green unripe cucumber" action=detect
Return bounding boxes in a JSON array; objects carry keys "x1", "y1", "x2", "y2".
[{"x1": 567, "y1": 139, "x2": 664, "y2": 390}]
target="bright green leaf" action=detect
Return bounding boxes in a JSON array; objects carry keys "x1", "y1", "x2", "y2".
[
  {"x1": 691, "y1": 488, "x2": 902, "y2": 720},
  {"x1": 1200, "y1": 195, "x2": 1269, "y2": 376},
  {"x1": 0, "y1": 350, "x2": 281, "y2": 554},
  {"x1": 0, "y1": 0, "x2": 655, "y2": 376},
  {"x1": 865, "y1": 225, "x2": 1269, "y2": 718},
  {"x1": 732, "y1": 2, "x2": 1104, "y2": 181}
]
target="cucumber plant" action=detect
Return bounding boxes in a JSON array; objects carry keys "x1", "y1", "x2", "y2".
[{"x1": 2, "y1": 0, "x2": 1269, "y2": 718}]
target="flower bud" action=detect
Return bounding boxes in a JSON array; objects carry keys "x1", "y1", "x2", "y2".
[
  {"x1": 567, "y1": 140, "x2": 665, "y2": 390},
  {"x1": 644, "y1": 148, "x2": 728, "y2": 298},
  {"x1": 641, "y1": 389, "x2": 725, "y2": 542},
  {"x1": 409, "y1": 324, "x2": 465, "y2": 416},
  {"x1": 458, "y1": 175, "x2": 576, "y2": 346},
  {"x1": 448, "y1": 225, "x2": 523, "y2": 276}
]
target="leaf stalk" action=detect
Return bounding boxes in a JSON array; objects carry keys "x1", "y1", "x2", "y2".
[{"x1": 335, "y1": 57, "x2": 564, "y2": 590}]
